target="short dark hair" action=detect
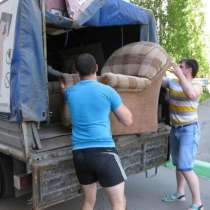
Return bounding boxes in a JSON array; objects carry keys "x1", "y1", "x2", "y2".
[
  {"x1": 75, "y1": 53, "x2": 97, "y2": 76},
  {"x1": 180, "y1": 58, "x2": 199, "y2": 78}
]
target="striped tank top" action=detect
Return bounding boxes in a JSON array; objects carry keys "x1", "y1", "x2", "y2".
[{"x1": 165, "y1": 77, "x2": 199, "y2": 126}]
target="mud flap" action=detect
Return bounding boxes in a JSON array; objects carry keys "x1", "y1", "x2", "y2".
[{"x1": 0, "y1": 153, "x2": 14, "y2": 198}]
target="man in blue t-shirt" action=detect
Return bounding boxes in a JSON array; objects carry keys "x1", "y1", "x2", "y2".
[{"x1": 62, "y1": 53, "x2": 132, "y2": 210}]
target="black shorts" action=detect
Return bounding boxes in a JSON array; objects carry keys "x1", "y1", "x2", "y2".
[{"x1": 73, "y1": 147, "x2": 127, "y2": 187}]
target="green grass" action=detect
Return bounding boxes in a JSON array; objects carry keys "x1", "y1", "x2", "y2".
[
  {"x1": 164, "y1": 160, "x2": 210, "y2": 179},
  {"x1": 200, "y1": 89, "x2": 210, "y2": 103}
]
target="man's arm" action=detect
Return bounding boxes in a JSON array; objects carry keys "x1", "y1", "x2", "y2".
[
  {"x1": 47, "y1": 66, "x2": 70, "y2": 94},
  {"x1": 172, "y1": 66, "x2": 202, "y2": 100},
  {"x1": 114, "y1": 104, "x2": 133, "y2": 126},
  {"x1": 47, "y1": 65, "x2": 64, "y2": 77},
  {"x1": 109, "y1": 87, "x2": 133, "y2": 126}
]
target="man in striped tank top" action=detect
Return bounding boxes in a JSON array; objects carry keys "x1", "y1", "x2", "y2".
[{"x1": 162, "y1": 59, "x2": 204, "y2": 210}]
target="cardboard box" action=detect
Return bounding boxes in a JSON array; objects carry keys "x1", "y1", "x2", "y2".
[
  {"x1": 65, "y1": 0, "x2": 106, "y2": 24},
  {"x1": 45, "y1": 0, "x2": 66, "y2": 12}
]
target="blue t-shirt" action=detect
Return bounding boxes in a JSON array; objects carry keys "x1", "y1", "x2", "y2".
[{"x1": 65, "y1": 80, "x2": 122, "y2": 150}]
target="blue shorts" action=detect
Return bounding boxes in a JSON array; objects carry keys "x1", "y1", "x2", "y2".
[{"x1": 170, "y1": 122, "x2": 200, "y2": 171}]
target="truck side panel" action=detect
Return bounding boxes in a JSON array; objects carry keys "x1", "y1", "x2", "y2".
[
  {"x1": 0, "y1": 120, "x2": 25, "y2": 161},
  {"x1": 32, "y1": 125, "x2": 169, "y2": 210}
]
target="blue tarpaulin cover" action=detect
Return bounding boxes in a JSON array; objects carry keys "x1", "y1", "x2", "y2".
[
  {"x1": 10, "y1": 0, "x2": 157, "y2": 122},
  {"x1": 46, "y1": 0, "x2": 158, "y2": 42},
  {"x1": 10, "y1": 0, "x2": 48, "y2": 122},
  {"x1": 86, "y1": 0, "x2": 157, "y2": 43}
]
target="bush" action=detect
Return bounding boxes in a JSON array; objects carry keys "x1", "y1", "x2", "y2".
[{"x1": 200, "y1": 89, "x2": 210, "y2": 103}]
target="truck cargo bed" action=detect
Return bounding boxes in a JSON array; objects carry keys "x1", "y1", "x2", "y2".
[
  {"x1": 38, "y1": 124, "x2": 71, "y2": 152},
  {"x1": 32, "y1": 123, "x2": 170, "y2": 210}
]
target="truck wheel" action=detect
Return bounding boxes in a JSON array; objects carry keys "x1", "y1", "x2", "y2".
[{"x1": 0, "y1": 154, "x2": 14, "y2": 198}]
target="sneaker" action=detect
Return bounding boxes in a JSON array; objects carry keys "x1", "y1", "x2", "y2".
[
  {"x1": 162, "y1": 192, "x2": 186, "y2": 202},
  {"x1": 188, "y1": 204, "x2": 204, "y2": 210}
]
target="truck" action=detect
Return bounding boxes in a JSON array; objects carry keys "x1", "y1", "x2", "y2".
[{"x1": 0, "y1": 0, "x2": 170, "y2": 209}]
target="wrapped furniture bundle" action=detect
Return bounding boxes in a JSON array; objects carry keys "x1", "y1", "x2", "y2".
[
  {"x1": 45, "y1": 0, "x2": 106, "y2": 25},
  {"x1": 50, "y1": 41, "x2": 172, "y2": 135},
  {"x1": 45, "y1": 0, "x2": 66, "y2": 14}
]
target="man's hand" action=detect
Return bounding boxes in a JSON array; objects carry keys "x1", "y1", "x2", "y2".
[
  {"x1": 60, "y1": 78, "x2": 67, "y2": 94},
  {"x1": 168, "y1": 64, "x2": 184, "y2": 79},
  {"x1": 170, "y1": 64, "x2": 202, "y2": 100},
  {"x1": 171, "y1": 65, "x2": 183, "y2": 78},
  {"x1": 60, "y1": 80, "x2": 66, "y2": 89}
]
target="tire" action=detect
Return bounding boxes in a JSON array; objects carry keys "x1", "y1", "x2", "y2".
[{"x1": 0, "y1": 153, "x2": 14, "y2": 198}]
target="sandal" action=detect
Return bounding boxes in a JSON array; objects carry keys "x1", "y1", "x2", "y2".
[
  {"x1": 162, "y1": 192, "x2": 186, "y2": 202},
  {"x1": 189, "y1": 204, "x2": 204, "y2": 210}
]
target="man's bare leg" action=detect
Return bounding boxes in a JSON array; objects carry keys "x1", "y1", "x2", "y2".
[
  {"x1": 182, "y1": 170, "x2": 204, "y2": 210},
  {"x1": 176, "y1": 170, "x2": 185, "y2": 195},
  {"x1": 105, "y1": 182, "x2": 126, "y2": 210},
  {"x1": 81, "y1": 183, "x2": 97, "y2": 210}
]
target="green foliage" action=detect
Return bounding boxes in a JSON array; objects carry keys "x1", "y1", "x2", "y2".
[
  {"x1": 200, "y1": 89, "x2": 210, "y2": 103},
  {"x1": 131, "y1": 0, "x2": 210, "y2": 76}
]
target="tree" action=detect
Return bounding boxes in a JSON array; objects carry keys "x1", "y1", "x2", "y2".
[{"x1": 131, "y1": 0, "x2": 209, "y2": 76}]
